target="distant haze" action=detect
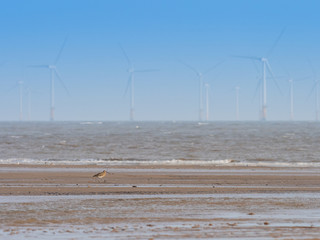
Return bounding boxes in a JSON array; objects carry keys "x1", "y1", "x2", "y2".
[{"x1": 0, "y1": 0, "x2": 319, "y2": 121}]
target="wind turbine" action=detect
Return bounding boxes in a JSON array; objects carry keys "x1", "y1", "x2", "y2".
[
  {"x1": 284, "y1": 74, "x2": 309, "y2": 121},
  {"x1": 120, "y1": 45, "x2": 157, "y2": 121},
  {"x1": 233, "y1": 28, "x2": 285, "y2": 121},
  {"x1": 29, "y1": 37, "x2": 69, "y2": 121},
  {"x1": 181, "y1": 61, "x2": 223, "y2": 121}
]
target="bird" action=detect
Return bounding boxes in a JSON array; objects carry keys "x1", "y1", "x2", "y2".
[{"x1": 92, "y1": 170, "x2": 108, "y2": 182}]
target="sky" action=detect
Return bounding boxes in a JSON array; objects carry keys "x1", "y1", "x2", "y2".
[{"x1": 0, "y1": 0, "x2": 320, "y2": 121}]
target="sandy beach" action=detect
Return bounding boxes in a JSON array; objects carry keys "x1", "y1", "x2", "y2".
[{"x1": 1, "y1": 164, "x2": 320, "y2": 239}]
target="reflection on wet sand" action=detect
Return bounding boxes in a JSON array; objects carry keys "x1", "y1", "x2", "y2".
[{"x1": 1, "y1": 165, "x2": 320, "y2": 239}]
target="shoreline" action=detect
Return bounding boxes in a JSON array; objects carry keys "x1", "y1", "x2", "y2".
[
  {"x1": 1, "y1": 164, "x2": 320, "y2": 196},
  {"x1": 1, "y1": 164, "x2": 320, "y2": 239}
]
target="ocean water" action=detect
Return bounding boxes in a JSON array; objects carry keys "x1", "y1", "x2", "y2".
[{"x1": 0, "y1": 121, "x2": 319, "y2": 167}]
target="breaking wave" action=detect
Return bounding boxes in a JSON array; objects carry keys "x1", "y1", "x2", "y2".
[{"x1": 1, "y1": 158, "x2": 320, "y2": 168}]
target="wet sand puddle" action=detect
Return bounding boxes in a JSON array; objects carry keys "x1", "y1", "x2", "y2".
[{"x1": 1, "y1": 193, "x2": 320, "y2": 239}]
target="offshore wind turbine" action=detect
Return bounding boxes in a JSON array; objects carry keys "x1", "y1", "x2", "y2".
[
  {"x1": 282, "y1": 66, "x2": 299, "y2": 121},
  {"x1": 29, "y1": 37, "x2": 69, "y2": 121},
  {"x1": 181, "y1": 61, "x2": 223, "y2": 121},
  {"x1": 234, "y1": 28, "x2": 285, "y2": 121},
  {"x1": 286, "y1": 75, "x2": 308, "y2": 121},
  {"x1": 120, "y1": 45, "x2": 157, "y2": 121}
]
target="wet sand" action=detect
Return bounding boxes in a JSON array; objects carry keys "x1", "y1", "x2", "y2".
[{"x1": 1, "y1": 164, "x2": 320, "y2": 239}]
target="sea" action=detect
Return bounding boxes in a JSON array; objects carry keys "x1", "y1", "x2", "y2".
[{"x1": 0, "y1": 121, "x2": 319, "y2": 167}]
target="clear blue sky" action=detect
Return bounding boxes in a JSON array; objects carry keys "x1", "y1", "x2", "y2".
[{"x1": 0, "y1": 0, "x2": 319, "y2": 121}]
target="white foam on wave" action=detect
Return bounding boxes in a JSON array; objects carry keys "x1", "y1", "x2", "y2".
[
  {"x1": 1, "y1": 158, "x2": 320, "y2": 168},
  {"x1": 80, "y1": 121, "x2": 103, "y2": 125},
  {"x1": 161, "y1": 159, "x2": 320, "y2": 168}
]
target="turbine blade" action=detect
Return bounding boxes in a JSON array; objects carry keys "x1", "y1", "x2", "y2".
[
  {"x1": 307, "y1": 82, "x2": 317, "y2": 101},
  {"x1": 203, "y1": 60, "x2": 225, "y2": 76},
  {"x1": 179, "y1": 60, "x2": 200, "y2": 76},
  {"x1": 27, "y1": 65, "x2": 49, "y2": 68},
  {"x1": 294, "y1": 76, "x2": 311, "y2": 82},
  {"x1": 134, "y1": 69, "x2": 159, "y2": 73},
  {"x1": 281, "y1": 64, "x2": 292, "y2": 79},
  {"x1": 266, "y1": 60, "x2": 283, "y2": 95},
  {"x1": 5, "y1": 82, "x2": 19, "y2": 95},
  {"x1": 27, "y1": 87, "x2": 42, "y2": 95},
  {"x1": 119, "y1": 43, "x2": 132, "y2": 67},
  {"x1": 231, "y1": 55, "x2": 261, "y2": 61},
  {"x1": 54, "y1": 69, "x2": 70, "y2": 96},
  {"x1": 252, "y1": 78, "x2": 262, "y2": 102},
  {"x1": 251, "y1": 60, "x2": 260, "y2": 74},
  {"x1": 267, "y1": 26, "x2": 286, "y2": 57},
  {"x1": 54, "y1": 35, "x2": 68, "y2": 65},
  {"x1": 307, "y1": 59, "x2": 317, "y2": 79},
  {"x1": 123, "y1": 76, "x2": 131, "y2": 98}
]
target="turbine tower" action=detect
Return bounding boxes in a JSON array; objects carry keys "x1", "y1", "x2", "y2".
[
  {"x1": 29, "y1": 37, "x2": 69, "y2": 121},
  {"x1": 283, "y1": 69, "x2": 309, "y2": 121},
  {"x1": 120, "y1": 45, "x2": 157, "y2": 121},
  {"x1": 235, "y1": 57, "x2": 281, "y2": 121},
  {"x1": 181, "y1": 61, "x2": 223, "y2": 121},
  {"x1": 234, "y1": 28, "x2": 285, "y2": 121}
]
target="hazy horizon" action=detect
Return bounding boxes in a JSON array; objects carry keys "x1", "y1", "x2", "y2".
[{"x1": 1, "y1": 0, "x2": 320, "y2": 121}]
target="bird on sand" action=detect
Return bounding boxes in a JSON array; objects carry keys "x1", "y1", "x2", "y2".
[{"x1": 92, "y1": 170, "x2": 110, "y2": 182}]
